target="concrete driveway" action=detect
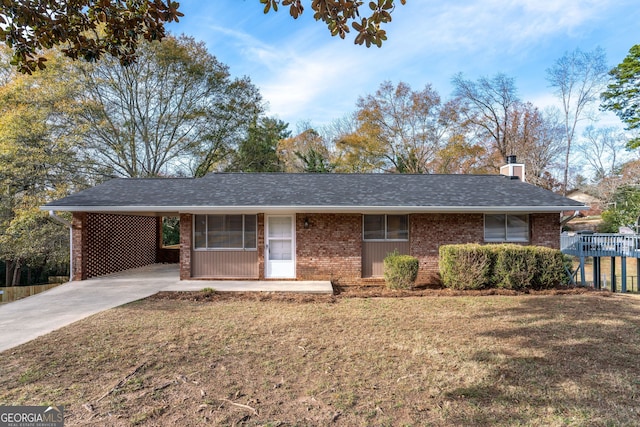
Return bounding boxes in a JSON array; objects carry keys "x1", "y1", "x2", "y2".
[{"x1": 0, "y1": 264, "x2": 332, "y2": 353}]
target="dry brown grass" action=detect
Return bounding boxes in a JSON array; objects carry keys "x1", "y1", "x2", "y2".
[{"x1": 2, "y1": 291, "x2": 640, "y2": 426}]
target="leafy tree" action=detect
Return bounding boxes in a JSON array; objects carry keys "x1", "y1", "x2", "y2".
[
  {"x1": 546, "y1": 47, "x2": 609, "y2": 194},
  {"x1": 261, "y1": 0, "x2": 407, "y2": 47},
  {"x1": 0, "y1": 51, "x2": 87, "y2": 285},
  {"x1": 340, "y1": 81, "x2": 450, "y2": 173},
  {"x1": 600, "y1": 185, "x2": 640, "y2": 233},
  {"x1": 432, "y1": 134, "x2": 497, "y2": 174},
  {"x1": 294, "y1": 147, "x2": 335, "y2": 172},
  {"x1": 1, "y1": 0, "x2": 183, "y2": 74},
  {"x1": 228, "y1": 117, "x2": 290, "y2": 172},
  {"x1": 332, "y1": 113, "x2": 388, "y2": 172},
  {"x1": 74, "y1": 35, "x2": 263, "y2": 178},
  {"x1": 277, "y1": 127, "x2": 333, "y2": 172},
  {"x1": 4, "y1": 0, "x2": 408, "y2": 74},
  {"x1": 505, "y1": 103, "x2": 565, "y2": 188},
  {"x1": 601, "y1": 45, "x2": 640, "y2": 148}
]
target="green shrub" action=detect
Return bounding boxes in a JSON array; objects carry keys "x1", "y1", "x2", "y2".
[
  {"x1": 439, "y1": 244, "x2": 495, "y2": 290},
  {"x1": 533, "y1": 248, "x2": 570, "y2": 289},
  {"x1": 494, "y1": 245, "x2": 537, "y2": 290},
  {"x1": 439, "y1": 244, "x2": 568, "y2": 290},
  {"x1": 384, "y1": 251, "x2": 419, "y2": 290}
]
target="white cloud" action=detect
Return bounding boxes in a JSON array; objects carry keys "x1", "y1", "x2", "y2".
[{"x1": 176, "y1": 0, "x2": 636, "y2": 127}]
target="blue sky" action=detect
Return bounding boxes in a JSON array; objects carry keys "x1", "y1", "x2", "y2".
[{"x1": 170, "y1": 1, "x2": 640, "y2": 130}]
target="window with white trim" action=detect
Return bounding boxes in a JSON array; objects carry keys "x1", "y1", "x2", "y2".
[
  {"x1": 363, "y1": 215, "x2": 409, "y2": 241},
  {"x1": 484, "y1": 214, "x2": 529, "y2": 242},
  {"x1": 194, "y1": 214, "x2": 257, "y2": 250}
]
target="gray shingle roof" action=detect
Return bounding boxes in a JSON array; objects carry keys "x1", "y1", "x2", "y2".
[{"x1": 43, "y1": 173, "x2": 586, "y2": 213}]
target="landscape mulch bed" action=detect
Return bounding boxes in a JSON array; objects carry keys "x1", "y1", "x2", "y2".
[{"x1": 148, "y1": 283, "x2": 603, "y2": 304}]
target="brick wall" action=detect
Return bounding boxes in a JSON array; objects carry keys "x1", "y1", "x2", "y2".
[
  {"x1": 410, "y1": 213, "x2": 485, "y2": 284},
  {"x1": 179, "y1": 213, "x2": 192, "y2": 280},
  {"x1": 73, "y1": 213, "x2": 159, "y2": 279},
  {"x1": 296, "y1": 213, "x2": 362, "y2": 284},
  {"x1": 530, "y1": 213, "x2": 561, "y2": 248},
  {"x1": 180, "y1": 211, "x2": 561, "y2": 285},
  {"x1": 71, "y1": 213, "x2": 87, "y2": 281}
]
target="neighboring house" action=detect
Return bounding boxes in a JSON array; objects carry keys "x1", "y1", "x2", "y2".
[
  {"x1": 43, "y1": 170, "x2": 587, "y2": 285},
  {"x1": 566, "y1": 190, "x2": 603, "y2": 216}
]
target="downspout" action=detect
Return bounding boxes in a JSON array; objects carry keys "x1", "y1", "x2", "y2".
[
  {"x1": 48, "y1": 211, "x2": 73, "y2": 282},
  {"x1": 560, "y1": 210, "x2": 583, "y2": 227}
]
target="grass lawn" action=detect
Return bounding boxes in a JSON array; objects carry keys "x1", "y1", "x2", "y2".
[{"x1": 2, "y1": 291, "x2": 640, "y2": 426}]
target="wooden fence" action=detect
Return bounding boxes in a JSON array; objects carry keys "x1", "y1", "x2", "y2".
[{"x1": 0, "y1": 283, "x2": 63, "y2": 303}]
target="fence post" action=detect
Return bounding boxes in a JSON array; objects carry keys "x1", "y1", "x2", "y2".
[
  {"x1": 622, "y1": 256, "x2": 627, "y2": 293},
  {"x1": 611, "y1": 257, "x2": 617, "y2": 293}
]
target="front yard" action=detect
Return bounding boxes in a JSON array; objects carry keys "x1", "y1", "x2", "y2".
[{"x1": 2, "y1": 292, "x2": 640, "y2": 426}]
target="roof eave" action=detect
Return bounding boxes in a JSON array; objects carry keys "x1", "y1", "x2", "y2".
[{"x1": 42, "y1": 205, "x2": 589, "y2": 214}]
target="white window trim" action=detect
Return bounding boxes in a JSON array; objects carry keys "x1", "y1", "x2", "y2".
[
  {"x1": 362, "y1": 214, "x2": 410, "y2": 242},
  {"x1": 484, "y1": 213, "x2": 530, "y2": 243},
  {"x1": 193, "y1": 214, "x2": 258, "y2": 251}
]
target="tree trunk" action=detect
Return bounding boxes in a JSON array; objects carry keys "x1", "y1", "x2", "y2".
[
  {"x1": 11, "y1": 260, "x2": 21, "y2": 286},
  {"x1": 5, "y1": 260, "x2": 13, "y2": 286}
]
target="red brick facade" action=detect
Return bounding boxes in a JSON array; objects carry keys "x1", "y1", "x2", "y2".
[
  {"x1": 530, "y1": 213, "x2": 561, "y2": 248},
  {"x1": 179, "y1": 213, "x2": 192, "y2": 280},
  {"x1": 75, "y1": 211, "x2": 561, "y2": 284},
  {"x1": 410, "y1": 213, "x2": 485, "y2": 284},
  {"x1": 296, "y1": 213, "x2": 362, "y2": 283},
  {"x1": 71, "y1": 213, "x2": 87, "y2": 281}
]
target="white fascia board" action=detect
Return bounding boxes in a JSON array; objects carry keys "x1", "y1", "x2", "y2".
[{"x1": 42, "y1": 204, "x2": 589, "y2": 214}]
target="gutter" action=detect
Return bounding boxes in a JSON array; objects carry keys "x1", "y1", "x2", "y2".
[
  {"x1": 41, "y1": 204, "x2": 591, "y2": 214},
  {"x1": 48, "y1": 211, "x2": 73, "y2": 282}
]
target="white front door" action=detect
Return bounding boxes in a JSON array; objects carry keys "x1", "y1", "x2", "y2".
[{"x1": 265, "y1": 215, "x2": 295, "y2": 278}]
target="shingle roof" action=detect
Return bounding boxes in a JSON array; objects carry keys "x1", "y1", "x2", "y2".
[{"x1": 43, "y1": 173, "x2": 587, "y2": 213}]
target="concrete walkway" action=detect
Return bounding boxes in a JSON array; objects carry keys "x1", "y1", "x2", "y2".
[{"x1": 0, "y1": 264, "x2": 332, "y2": 353}]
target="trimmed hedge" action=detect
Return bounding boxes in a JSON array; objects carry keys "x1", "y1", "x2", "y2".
[
  {"x1": 384, "y1": 251, "x2": 419, "y2": 290},
  {"x1": 439, "y1": 244, "x2": 568, "y2": 290},
  {"x1": 439, "y1": 244, "x2": 494, "y2": 290}
]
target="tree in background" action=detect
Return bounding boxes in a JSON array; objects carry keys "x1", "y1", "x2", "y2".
[
  {"x1": 452, "y1": 73, "x2": 521, "y2": 162},
  {"x1": 228, "y1": 117, "x2": 290, "y2": 172},
  {"x1": 452, "y1": 74, "x2": 565, "y2": 185},
  {"x1": 337, "y1": 81, "x2": 450, "y2": 173},
  {"x1": 431, "y1": 134, "x2": 498, "y2": 175},
  {"x1": 601, "y1": 45, "x2": 640, "y2": 148},
  {"x1": 331, "y1": 113, "x2": 387, "y2": 172},
  {"x1": 75, "y1": 35, "x2": 263, "y2": 178},
  {"x1": 277, "y1": 127, "x2": 334, "y2": 172},
  {"x1": 0, "y1": 51, "x2": 88, "y2": 285},
  {"x1": 578, "y1": 126, "x2": 629, "y2": 183},
  {"x1": 504, "y1": 103, "x2": 565, "y2": 189},
  {"x1": 600, "y1": 185, "x2": 640, "y2": 233},
  {"x1": 546, "y1": 47, "x2": 609, "y2": 195},
  {"x1": 1, "y1": 0, "x2": 183, "y2": 73}
]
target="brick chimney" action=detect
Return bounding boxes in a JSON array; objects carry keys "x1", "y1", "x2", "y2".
[{"x1": 500, "y1": 155, "x2": 525, "y2": 182}]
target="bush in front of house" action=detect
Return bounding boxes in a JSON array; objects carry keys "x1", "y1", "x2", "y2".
[
  {"x1": 494, "y1": 245, "x2": 538, "y2": 290},
  {"x1": 439, "y1": 244, "x2": 568, "y2": 290},
  {"x1": 532, "y1": 247, "x2": 570, "y2": 289},
  {"x1": 439, "y1": 244, "x2": 495, "y2": 290},
  {"x1": 384, "y1": 250, "x2": 419, "y2": 290}
]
